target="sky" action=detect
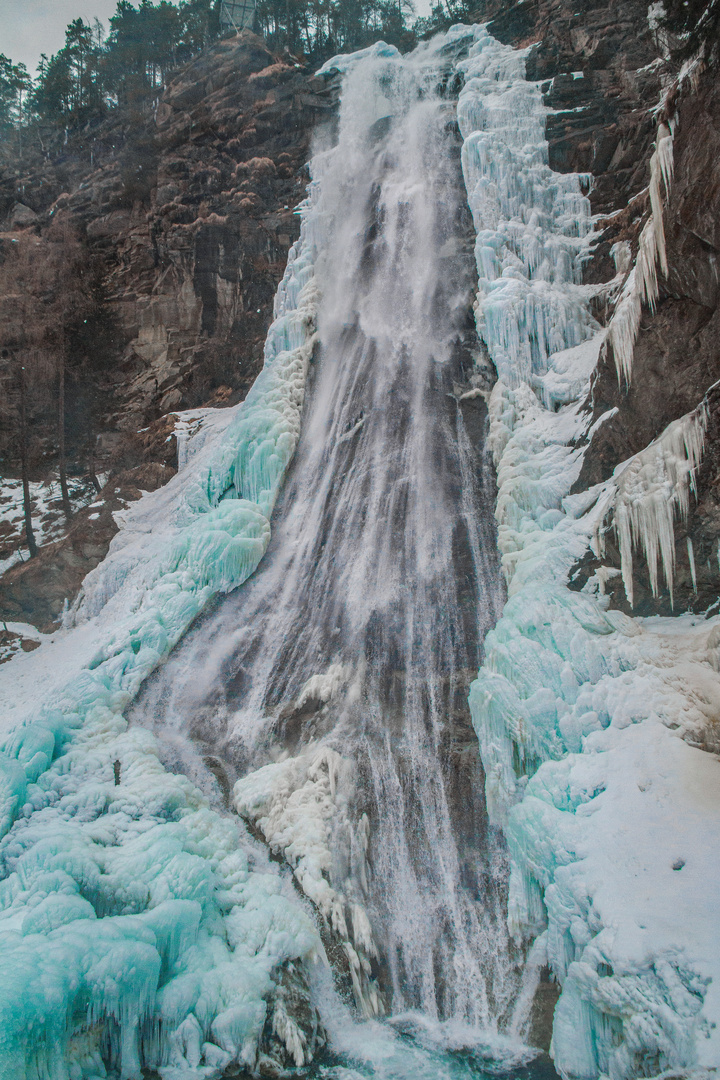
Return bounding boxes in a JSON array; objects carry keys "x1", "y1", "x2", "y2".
[{"x1": 1, "y1": 0, "x2": 119, "y2": 74}]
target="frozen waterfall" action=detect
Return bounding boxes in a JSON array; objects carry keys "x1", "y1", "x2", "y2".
[
  {"x1": 135, "y1": 31, "x2": 517, "y2": 1031},
  {"x1": 2, "y1": 17, "x2": 717, "y2": 1080}
]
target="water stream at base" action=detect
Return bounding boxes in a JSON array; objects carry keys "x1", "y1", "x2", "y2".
[{"x1": 133, "y1": 31, "x2": 555, "y2": 1076}]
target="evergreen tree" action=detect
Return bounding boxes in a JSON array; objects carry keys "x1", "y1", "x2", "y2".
[
  {"x1": 9, "y1": 0, "x2": 419, "y2": 132},
  {"x1": 0, "y1": 55, "x2": 31, "y2": 130},
  {"x1": 32, "y1": 19, "x2": 102, "y2": 121}
]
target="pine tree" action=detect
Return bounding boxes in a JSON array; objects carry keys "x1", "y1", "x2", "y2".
[{"x1": 0, "y1": 55, "x2": 31, "y2": 130}]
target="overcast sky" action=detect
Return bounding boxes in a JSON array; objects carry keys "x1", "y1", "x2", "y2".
[{"x1": 1, "y1": 0, "x2": 119, "y2": 73}]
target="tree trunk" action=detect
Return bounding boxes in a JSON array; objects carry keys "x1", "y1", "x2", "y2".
[
  {"x1": 88, "y1": 432, "x2": 101, "y2": 494},
  {"x1": 58, "y1": 359, "x2": 72, "y2": 516},
  {"x1": 19, "y1": 362, "x2": 38, "y2": 559}
]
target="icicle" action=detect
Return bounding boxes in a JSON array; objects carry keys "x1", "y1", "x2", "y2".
[
  {"x1": 607, "y1": 266, "x2": 642, "y2": 387},
  {"x1": 687, "y1": 537, "x2": 697, "y2": 593},
  {"x1": 607, "y1": 123, "x2": 674, "y2": 386},
  {"x1": 606, "y1": 401, "x2": 708, "y2": 606},
  {"x1": 649, "y1": 127, "x2": 674, "y2": 276}
]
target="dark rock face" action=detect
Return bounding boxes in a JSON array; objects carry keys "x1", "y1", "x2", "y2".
[
  {"x1": 578, "y1": 74, "x2": 720, "y2": 486},
  {"x1": 51, "y1": 32, "x2": 330, "y2": 429},
  {"x1": 0, "y1": 31, "x2": 332, "y2": 628},
  {"x1": 476, "y1": 0, "x2": 720, "y2": 618},
  {"x1": 480, "y1": 0, "x2": 664, "y2": 215},
  {"x1": 572, "y1": 69, "x2": 720, "y2": 616}
]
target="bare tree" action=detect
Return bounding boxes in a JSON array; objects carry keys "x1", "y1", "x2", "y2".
[
  {"x1": 0, "y1": 224, "x2": 93, "y2": 547},
  {"x1": 17, "y1": 357, "x2": 38, "y2": 558}
]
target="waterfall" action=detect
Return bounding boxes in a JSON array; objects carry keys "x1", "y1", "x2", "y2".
[
  {"x1": 134, "y1": 32, "x2": 518, "y2": 1031},
  {"x1": 0, "y1": 22, "x2": 601, "y2": 1080}
]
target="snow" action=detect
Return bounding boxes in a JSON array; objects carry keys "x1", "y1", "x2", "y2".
[
  {"x1": 172, "y1": 408, "x2": 238, "y2": 472},
  {"x1": 0, "y1": 475, "x2": 98, "y2": 575},
  {"x1": 233, "y1": 742, "x2": 383, "y2": 1020},
  {"x1": 460, "y1": 25, "x2": 720, "y2": 1080},
  {"x1": 0, "y1": 192, "x2": 325, "y2": 1078},
  {"x1": 316, "y1": 40, "x2": 401, "y2": 75},
  {"x1": 1, "y1": 21, "x2": 717, "y2": 1080},
  {"x1": 0, "y1": 622, "x2": 45, "y2": 666}
]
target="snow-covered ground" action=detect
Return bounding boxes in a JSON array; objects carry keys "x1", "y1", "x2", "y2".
[{"x1": 0, "y1": 475, "x2": 100, "y2": 575}]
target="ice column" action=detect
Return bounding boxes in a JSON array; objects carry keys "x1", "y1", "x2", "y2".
[{"x1": 457, "y1": 29, "x2": 595, "y2": 399}]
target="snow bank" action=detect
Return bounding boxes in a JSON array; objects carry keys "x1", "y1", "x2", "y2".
[
  {"x1": 0, "y1": 196, "x2": 325, "y2": 1078},
  {"x1": 460, "y1": 26, "x2": 720, "y2": 1079}
]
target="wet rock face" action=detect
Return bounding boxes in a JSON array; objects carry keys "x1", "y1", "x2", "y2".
[
  {"x1": 54, "y1": 31, "x2": 331, "y2": 430},
  {"x1": 3, "y1": 32, "x2": 331, "y2": 441}
]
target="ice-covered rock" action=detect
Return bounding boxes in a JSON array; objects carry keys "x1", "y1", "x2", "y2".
[{"x1": 460, "y1": 26, "x2": 720, "y2": 1080}]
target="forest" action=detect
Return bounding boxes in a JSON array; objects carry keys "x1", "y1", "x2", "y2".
[{"x1": 0, "y1": 0, "x2": 455, "y2": 136}]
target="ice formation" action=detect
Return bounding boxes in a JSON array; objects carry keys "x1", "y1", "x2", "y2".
[
  {"x1": 233, "y1": 740, "x2": 383, "y2": 1020},
  {"x1": 598, "y1": 400, "x2": 708, "y2": 606},
  {"x1": 458, "y1": 36, "x2": 596, "y2": 400},
  {"x1": 136, "y1": 28, "x2": 518, "y2": 1040},
  {"x1": 0, "y1": 198, "x2": 325, "y2": 1078},
  {"x1": 461, "y1": 26, "x2": 720, "y2": 1080},
  {"x1": 606, "y1": 123, "x2": 674, "y2": 386},
  {"x1": 2, "y1": 21, "x2": 718, "y2": 1080}
]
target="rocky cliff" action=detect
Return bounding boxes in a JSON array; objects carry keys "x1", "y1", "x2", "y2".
[
  {"x1": 0, "y1": 31, "x2": 332, "y2": 632},
  {"x1": 477, "y1": 0, "x2": 720, "y2": 621},
  {"x1": 2, "y1": 6, "x2": 719, "y2": 635}
]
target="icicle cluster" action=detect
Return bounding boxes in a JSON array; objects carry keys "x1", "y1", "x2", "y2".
[
  {"x1": 456, "y1": 32, "x2": 596, "y2": 397},
  {"x1": 600, "y1": 401, "x2": 708, "y2": 606},
  {"x1": 607, "y1": 123, "x2": 674, "y2": 386}
]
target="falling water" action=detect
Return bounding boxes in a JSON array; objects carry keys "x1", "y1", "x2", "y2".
[{"x1": 134, "y1": 34, "x2": 519, "y2": 1036}]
